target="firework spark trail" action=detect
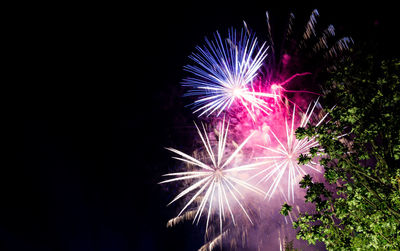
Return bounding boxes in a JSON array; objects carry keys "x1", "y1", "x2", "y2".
[
  {"x1": 267, "y1": 72, "x2": 322, "y2": 109},
  {"x1": 160, "y1": 119, "x2": 267, "y2": 233},
  {"x1": 183, "y1": 29, "x2": 275, "y2": 120},
  {"x1": 251, "y1": 99, "x2": 327, "y2": 202}
]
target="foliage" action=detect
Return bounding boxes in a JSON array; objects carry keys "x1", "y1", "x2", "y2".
[
  {"x1": 281, "y1": 202, "x2": 293, "y2": 216},
  {"x1": 284, "y1": 237, "x2": 299, "y2": 251},
  {"x1": 284, "y1": 56, "x2": 400, "y2": 250}
]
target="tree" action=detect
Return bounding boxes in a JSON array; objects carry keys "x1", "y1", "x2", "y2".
[
  {"x1": 282, "y1": 55, "x2": 400, "y2": 250},
  {"x1": 283, "y1": 237, "x2": 299, "y2": 251}
]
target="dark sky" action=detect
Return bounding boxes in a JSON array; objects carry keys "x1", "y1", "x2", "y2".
[{"x1": 7, "y1": 2, "x2": 399, "y2": 251}]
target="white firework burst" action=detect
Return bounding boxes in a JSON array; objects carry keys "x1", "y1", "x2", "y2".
[
  {"x1": 252, "y1": 99, "x2": 328, "y2": 202},
  {"x1": 160, "y1": 118, "x2": 266, "y2": 233}
]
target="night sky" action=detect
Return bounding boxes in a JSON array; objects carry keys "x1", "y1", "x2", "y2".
[{"x1": 8, "y1": 3, "x2": 399, "y2": 251}]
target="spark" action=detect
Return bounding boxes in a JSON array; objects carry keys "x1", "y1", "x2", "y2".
[
  {"x1": 268, "y1": 72, "x2": 321, "y2": 107},
  {"x1": 183, "y1": 29, "x2": 274, "y2": 120},
  {"x1": 160, "y1": 118, "x2": 266, "y2": 233},
  {"x1": 252, "y1": 99, "x2": 327, "y2": 202}
]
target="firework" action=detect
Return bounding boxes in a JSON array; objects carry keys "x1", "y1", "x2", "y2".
[
  {"x1": 268, "y1": 72, "x2": 321, "y2": 108},
  {"x1": 263, "y1": 9, "x2": 353, "y2": 95},
  {"x1": 183, "y1": 29, "x2": 274, "y2": 120},
  {"x1": 160, "y1": 118, "x2": 266, "y2": 233},
  {"x1": 251, "y1": 99, "x2": 328, "y2": 202},
  {"x1": 161, "y1": 8, "x2": 353, "y2": 251}
]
